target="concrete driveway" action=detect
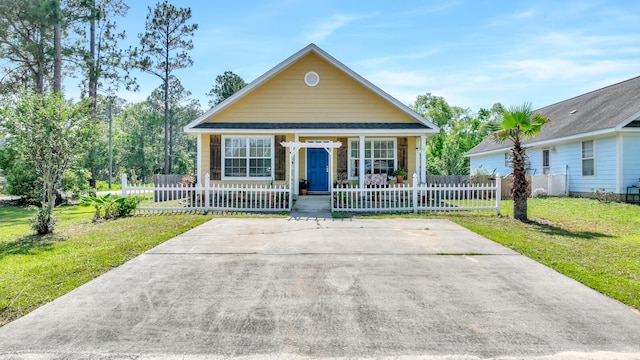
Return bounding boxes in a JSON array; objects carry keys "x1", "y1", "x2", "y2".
[{"x1": 1, "y1": 218, "x2": 640, "y2": 360}]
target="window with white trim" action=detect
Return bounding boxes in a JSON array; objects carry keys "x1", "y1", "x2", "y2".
[
  {"x1": 581, "y1": 140, "x2": 594, "y2": 176},
  {"x1": 223, "y1": 136, "x2": 273, "y2": 178},
  {"x1": 542, "y1": 149, "x2": 550, "y2": 175},
  {"x1": 504, "y1": 153, "x2": 510, "y2": 168},
  {"x1": 348, "y1": 138, "x2": 396, "y2": 178}
]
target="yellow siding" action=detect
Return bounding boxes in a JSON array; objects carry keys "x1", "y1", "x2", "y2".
[{"x1": 206, "y1": 52, "x2": 417, "y2": 124}]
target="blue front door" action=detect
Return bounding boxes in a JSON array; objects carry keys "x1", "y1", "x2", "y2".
[{"x1": 307, "y1": 148, "x2": 329, "y2": 192}]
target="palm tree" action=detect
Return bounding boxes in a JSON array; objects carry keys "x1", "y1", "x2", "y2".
[{"x1": 489, "y1": 103, "x2": 549, "y2": 222}]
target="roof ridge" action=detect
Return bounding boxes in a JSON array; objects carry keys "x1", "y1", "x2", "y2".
[{"x1": 536, "y1": 74, "x2": 640, "y2": 112}]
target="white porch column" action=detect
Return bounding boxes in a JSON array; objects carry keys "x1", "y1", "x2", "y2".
[
  {"x1": 359, "y1": 136, "x2": 366, "y2": 189},
  {"x1": 288, "y1": 147, "x2": 295, "y2": 209},
  {"x1": 326, "y1": 147, "x2": 334, "y2": 190},
  {"x1": 197, "y1": 134, "x2": 203, "y2": 185},
  {"x1": 415, "y1": 136, "x2": 420, "y2": 185},
  {"x1": 294, "y1": 134, "x2": 300, "y2": 194},
  {"x1": 420, "y1": 135, "x2": 427, "y2": 184}
]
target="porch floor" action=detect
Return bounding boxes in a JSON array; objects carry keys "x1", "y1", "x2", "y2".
[{"x1": 290, "y1": 195, "x2": 332, "y2": 219}]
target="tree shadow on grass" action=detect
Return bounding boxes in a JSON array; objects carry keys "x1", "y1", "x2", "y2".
[
  {"x1": 0, "y1": 233, "x2": 66, "y2": 259},
  {"x1": 528, "y1": 219, "x2": 614, "y2": 240}
]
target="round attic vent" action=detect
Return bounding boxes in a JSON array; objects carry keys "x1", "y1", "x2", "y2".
[{"x1": 304, "y1": 71, "x2": 320, "y2": 87}]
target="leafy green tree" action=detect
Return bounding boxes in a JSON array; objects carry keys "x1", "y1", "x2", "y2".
[
  {"x1": 67, "y1": 0, "x2": 129, "y2": 187},
  {"x1": 69, "y1": 0, "x2": 130, "y2": 109},
  {"x1": 412, "y1": 93, "x2": 494, "y2": 175},
  {"x1": 1, "y1": 91, "x2": 94, "y2": 233},
  {"x1": 146, "y1": 76, "x2": 201, "y2": 175},
  {"x1": 206, "y1": 70, "x2": 247, "y2": 107},
  {"x1": 488, "y1": 102, "x2": 549, "y2": 222},
  {"x1": 0, "y1": 146, "x2": 39, "y2": 199},
  {"x1": 0, "y1": 0, "x2": 59, "y2": 93},
  {"x1": 128, "y1": 0, "x2": 198, "y2": 174},
  {"x1": 169, "y1": 98, "x2": 201, "y2": 174},
  {"x1": 115, "y1": 101, "x2": 163, "y2": 182}
]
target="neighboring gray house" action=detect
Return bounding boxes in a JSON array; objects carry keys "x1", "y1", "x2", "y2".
[{"x1": 467, "y1": 76, "x2": 640, "y2": 199}]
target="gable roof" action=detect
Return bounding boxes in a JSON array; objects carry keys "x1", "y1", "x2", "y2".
[
  {"x1": 467, "y1": 75, "x2": 640, "y2": 156},
  {"x1": 185, "y1": 43, "x2": 438, "y2": 133}
]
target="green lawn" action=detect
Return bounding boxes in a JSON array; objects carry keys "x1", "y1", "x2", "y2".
[
  {"x1": 423, "y1": 197, "x2": 639, "y2": 310},
  {"x1": 0, "y1": 205, "x2": 211, "y2": 326}
]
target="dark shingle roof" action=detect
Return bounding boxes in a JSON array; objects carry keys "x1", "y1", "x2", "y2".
[
  {"x1": 194, "y1": 122, "x2": 432, "y2": 130},
  {"x1": 468, "y1": 75, "x2": 640, "y2": 155}
]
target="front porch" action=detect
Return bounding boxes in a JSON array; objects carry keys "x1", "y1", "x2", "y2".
[{"x1": 283, "y1": 135, "x2": 430, "y2": 198}]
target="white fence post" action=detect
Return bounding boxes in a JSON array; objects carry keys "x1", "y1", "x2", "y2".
[
  {"x1": 204, "y1": 173, "x2": 210, "y2": 212},
  {"x1": 121, "y1": 173, "x2": 127, "y2": 198},
  {"x1": 496, "y1": 175, "x2": 502, "y2": 216},
  {"x1": 412, "y1": 173, "x2": 419, "y2": 213}
]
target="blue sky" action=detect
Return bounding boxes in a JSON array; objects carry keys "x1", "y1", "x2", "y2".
[{"x1": 108, "y1": 0, "x2": 640, "y2": 112}]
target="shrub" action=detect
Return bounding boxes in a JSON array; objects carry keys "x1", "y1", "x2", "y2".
[
  {"x1": 593, "y1": 188, "x2": 618, "y2": 203},
  {"x1": 31, "y1": 205, "x2": 57, "y2": 234},
  {"x1": 112, "y1": 196, "x2": 141, "y2": 218},
  {"x1": 0, "y1": 148, "x2": 39, "y2": 200},
  {"x1": 80, "y1": 193, "x2": 125, "y2": 221}
]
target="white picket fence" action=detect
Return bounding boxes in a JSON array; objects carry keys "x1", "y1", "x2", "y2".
[
  {"x1": 120, "y1": 173, "x2": 500, "y2": 214},
  {"x1": 121, "y1": 174, "x2": 291, "y2": 213},
  {"x1": 332, "y1": 174, "x2": 501, "y2": 214}
]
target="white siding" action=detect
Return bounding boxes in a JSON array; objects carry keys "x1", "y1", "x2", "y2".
[
  {"x1": 563, "y1": 136, "x2": 617, "y2": 193},
  {"x1": 622, "y1": 133, "x2": 640, "y2": 188},
  {"x1": 470, "y1": 152, "x2": 510, "y2": 176},
  {"x1": 549, "y1": 142, "x2": 573, "y2": 176},
  {"x1": 527, "y1": 148, "x2": 543, "y2": 175}
]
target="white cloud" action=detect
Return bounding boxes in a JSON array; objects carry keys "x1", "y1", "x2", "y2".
[
  {"x1": 393, "y1": 2, "x2": 460, "y2": 18},
  {"x1": 488, "y1": 7, "x2": 537, "y2": 26},
  {"x1": 366, "y1": 70, "x2": 434, "y2": 89},
  {"x1": 523, "y1": 32, "x2": 639, "y2": 57},
  {"x1": 356, "y1": 50, "x2": 439, "y2": 67},
  {"x1": 511, "y1": 9, "x2": 537, "y2": 20},
  {"x1": 495, "y1": 57, "x2": 640, "y2": 82},
  {"x1": 305, "y1": 13, "x2": 372, "y2": 43}
]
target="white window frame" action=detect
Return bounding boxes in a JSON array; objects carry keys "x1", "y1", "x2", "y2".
[
  {"x1": 347, "y1": 138, "x2": 397, "y2": 180},
  {"x1": 221, "y1": 135, "x2": 274, "y2": 180},
  {"x1": 542, "y1": 148, "x2": 550, "y2": 175},
  {"x1": 504, "y1": 152, "x2": 510, "y2": 168},
  {"x1": 581, "y1": 140, "x2": 595, "y2": 177}
]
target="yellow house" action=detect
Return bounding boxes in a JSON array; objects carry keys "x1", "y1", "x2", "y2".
[{"x1": 184, "y1": 44, "x2": 439, "y2": 194}]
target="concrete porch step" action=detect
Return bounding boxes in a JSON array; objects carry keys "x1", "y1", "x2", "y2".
[{"x1": 290, "y1": 195, "x2": 331, "y2": 218}]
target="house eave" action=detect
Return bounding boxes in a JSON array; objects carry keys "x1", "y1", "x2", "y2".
[
  {"x1": 615, "y1": 109, "x2": 640, "y2": 130},
  {"x1": 185, "y1": 128, "x2": 437, "y2": 136},
  {"x1": 466, "y1": 127, "x2": 619, "y2": 158}
]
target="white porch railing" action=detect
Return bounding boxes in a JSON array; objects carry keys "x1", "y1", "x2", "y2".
[
  {"x1": 121, "y1": 173, "x2": 291, "y2": 213},
  {"x1": 331, "y1": 174, "x2": 501, "y2": 214}
]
